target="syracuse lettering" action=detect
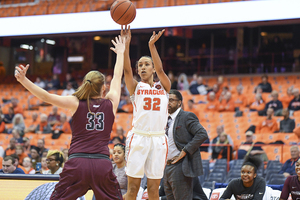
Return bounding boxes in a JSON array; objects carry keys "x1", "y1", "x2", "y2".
[{"x1": 137, "y1": 89, "x2": 165, "y2": 95}]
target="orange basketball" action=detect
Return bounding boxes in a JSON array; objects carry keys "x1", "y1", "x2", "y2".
[{"x1": 110, "y1": 0, "x2": 136, "y2": 25}]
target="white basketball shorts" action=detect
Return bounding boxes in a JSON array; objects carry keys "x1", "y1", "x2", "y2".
[{"x1": 125, "y1": 130, "x2": 168, "y2": 179}]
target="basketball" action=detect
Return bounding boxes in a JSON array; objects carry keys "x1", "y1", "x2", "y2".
[{"x1": 110, "y1": 0, "x2": 136, "y2": 25}]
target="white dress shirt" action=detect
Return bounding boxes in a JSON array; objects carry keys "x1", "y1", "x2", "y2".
[{"x1": 167, "y1": 107, "x2": 182, "y2": 160}]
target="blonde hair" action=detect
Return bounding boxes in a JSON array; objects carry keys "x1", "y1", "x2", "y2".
[
  {"x1": 217, "y1": 132, "x2": 229, "y2": 145},
  {"x1": 73, "y1": 71, "x2": 105, "y2": 112},
  {"x1": 47, "y1": 150, "x2": 65, "y2": 167}
]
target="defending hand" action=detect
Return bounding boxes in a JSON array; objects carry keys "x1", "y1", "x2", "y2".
[{"x1": 15, "y1": 64, "x2": 29, "y2": 82}]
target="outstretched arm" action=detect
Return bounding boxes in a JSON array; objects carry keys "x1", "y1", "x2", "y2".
[
  {"x1": 105, "y1": 35, "x2": 126, "y2": 115},
  {"x1": 15, "y1": 64, "x2": 79, "y2": 114},
  {"x1": 121, "y1": 25, "x2": 138, "y2": 95},
  {"x1": 148, "y1": 29, "x2": 171, "y2": 93}
]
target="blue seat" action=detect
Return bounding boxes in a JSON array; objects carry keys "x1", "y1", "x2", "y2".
[
  {"x1": 268, "y1": 177, "x2": 287, "y2": 185},
  {"x1": 202, "y1": 181, "x2": 214, "y2": 190}
]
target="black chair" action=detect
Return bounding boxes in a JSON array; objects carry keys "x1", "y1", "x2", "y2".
[
  {"x1": 212, "y1": 168, "x2": 227, "y2": 177},
  {"x1": 267, "y1": 174, "x2": 285, "y2": 182},
  {"x1": 268, "y1": 177, "x2": 287, "y2": 185},
  {"x1": 207, "y1": 177, "x2": 224, "y2": 183},
  {"x1": 202, "y1": 181, "x2": 214, "y2": 190},
  {"x1": 215, "y1": 159, "x2": 227, "y2": 165},
  {"x1": 265, "y1": 170, "x2": 281, "y2": 180}
]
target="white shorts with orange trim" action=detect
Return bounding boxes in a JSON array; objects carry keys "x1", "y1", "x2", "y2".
[{"x1": 125, "y1": 130, "x2": 168, "y2": 179}]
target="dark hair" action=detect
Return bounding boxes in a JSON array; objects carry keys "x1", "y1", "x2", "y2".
[
  {"x1": 51, "y1": 152, "x2": 64, "y2": 167},
  {"x1": 169, "y1": 89, "x2": 183, "y2": 102},
  {"x1": 3, "y1": 156, "x2": 15, "y2": 164},
  {"x1": 261, "y1": 74, "x2": 268, "y2": 79},
  {"x1": 114, "y1": 143, "x2": 125, "y2": 153},
  {"x1": 242, "y1": 155, "x2": 263, "y2": 173},
  {"x1": 188, "y1": 99, "x2": 194, "y2": 103}
]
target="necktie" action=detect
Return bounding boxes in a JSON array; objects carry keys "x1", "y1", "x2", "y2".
[{"x1": 165, "y1": 116, "x2": 172, "y2": 136}]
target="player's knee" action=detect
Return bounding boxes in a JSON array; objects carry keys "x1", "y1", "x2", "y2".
[
  {"x1": 147, "y1": 184, "x2": 159, "y2": 194},
  {"x1": 127, "y1": 184, "x2": 139, "y2": 194}
]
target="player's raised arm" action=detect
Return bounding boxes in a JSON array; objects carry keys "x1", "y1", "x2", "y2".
[
  {"x1": 106, "y1": 35, "x2": 126, "y2": 115},
  {"x1": 121, "y1": 25, "x2": 138, "y2": 95},
  {"x1": 15, "y1": 64, "x2": 79, "y2": 114},
  {"x1": 148, "y1": 29, "x2": 171, "y2": 93}
]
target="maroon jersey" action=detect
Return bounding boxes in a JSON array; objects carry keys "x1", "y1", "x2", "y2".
[
  {"x1": 280, "y1": 175, "x2": 300, "y2": 199},
  {"x1": 69, "y1": 98, "x2": 114, "y2": 156}
]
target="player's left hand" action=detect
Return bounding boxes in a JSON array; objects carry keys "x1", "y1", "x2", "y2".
[
  {"x1": 149, "y1": 29, "x2": 165, "y2": 46},
  {"x1": 171, "y1": 150, "x2": 186, "y2": 164}
]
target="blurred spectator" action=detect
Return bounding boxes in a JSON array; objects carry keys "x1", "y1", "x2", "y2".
[
  {"x1": 232, "y1": 85, "x2": 248, "y2": 111},
  {"x1": 61, "y1": 82, "x2": 75, "y2": 96},
  {"x1": 114, "y1": 126, "x2": 125, "y2": 144},
  {"x1": 47, "y1": 74, "x2": 61, "y2": 90},
  {"x1": 217, "y1": 75, "x2": 226, "y2": 89},
  {"x1": 185, "y1": 99, "x2": 196, "y2": 113},
  {"x1": 120, "y1": 96, "x2": 133, "y2": 113},
  {"x1": 189, "y1": 76, "x2": 208, "y2": 95},
  {"x1": 256, "y1": 108, "x2": 279, "y2": 134},
  {"x1": 48, "y1": 106, "x2": 60, "y2": 126},
  {"x1": 212, "y1": 84, "x2": 221, "y2": 100},
  {"x1": 279, "y1": 108, "x2": 295, "y2": 133},
  {"x1": 36, "y1": 114, "x2": 52, "y2": 134},
  {"x1": 218, "y1": 92, "x2": 235, "y2": 112},
  {"x1": 62, "y1": 148, "x2": 69, "y2": 162},
  {"x1": 264, "y1": 90, "x2": 283, "y2": 116},
  {"x1": 211, "y1": 133, "x2": 233, "y2": 161},
  {"x1": 37, "y1": 139, "x2": 48, "y2": 157},
  {"x1": 11, "y1": 113, "x2": 25, "y2": 134},
  {"x1": 288, "y1": 88, "x2": 300, "y2": 113},
  {"x1": 0, "y1": 156, "x2": 25, "y2": 174},
  {"x1": 279, "y1": 146, "x2": 299, "y2": 178},
  {"x1": 34, "y1": 77, "x2": 46, "y2": 89},
  {"x1": 43, "y1": 150, "x2": 64, "y2": 175},
  {"x1": 280, "y1": 86, "x2": 294, "y2": 109},
  {"x1": 177, "y1": 73, "x2": 189, "y2": 90},
  {"x1": 10, "y1": 153, "x2": 26, "y2": 172},
  {"x1": 15, "y1": 145, "x2": 27, "y2": 166},
  {"x1": 22, "y1": 137, "x2": 32, "y2": 155},
  {"x1": 208, "y1": 125, "x2": 234, "y2": 154},
  {"x1": 237, "y1": 131, "x2": 267, "y2": 161},
  {"x1": 4, "y1": 138, "x2": 16, "y2": 157},
  {"x1": 255, "y1": 74, "x2": 272, "y2": 93},
  {"x1": 249, "y1": 94, "x2": 265, "y2": 113},
  {"x1": 24, "y1": 112, "x2": 39, "y2": 133},
  {"x1": 11, "y1": 98, "x2": 23, "y2": 115},
  {"x1": 168, "y1": 71, "x2": 178, "y2": 90},
  {"x1": 62, "y1": 73, "x2": 78, "y2": 90},
  {"x1": 11, "y1": 129, "x2": 24, "y2": 144},
  {"x1": 112, "y1": 144, "x2": 127, "y2": 197},
  {"x1": 205, "y1": 92, "x2": 220, "y2": 112},
  {"x1": 38, "y1": 156, "x2": 49, "y2": 174},
  {"x1": 0, "y1": 61, "x2": 6, "y2": 77},
  {"x1": 3, "y1": 107, "x2": 15, "y2": 124},
  {"x1": 52, "y1": 113, "x2": 71, "y2": 139},
  {"x1": 29, "y1": 146, "x2": 40, "y2": 169},
  {"x1": 219, "y1": 86, "x2": 230, "y2": 102},
  {"x1": 0, "y1": 111, "x2": 6, "y2": 133},
  {"x1": 22, "y1": 157, "x2": 36, "y2": 174},
  {"x1": 41, "y1": 150, "x2": 49, "y2": 158},
  {"x1": 189, "y1": 73, "x2": 198, "y2": 86}
]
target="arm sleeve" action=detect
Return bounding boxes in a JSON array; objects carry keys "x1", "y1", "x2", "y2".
[
  {"x1": 184, "y1": 112, "x2": 208, "y2": 155},
  {"x1": 219, "y1": 181, "x2": 234, "y2": 200},
  {"x1": 280, "y1": 176, "x2": 291, "y2": 200},
  {"x1": 253, "y1": 178, "x2": 266, "y2": 200}
]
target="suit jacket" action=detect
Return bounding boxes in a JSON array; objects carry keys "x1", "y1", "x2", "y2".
[{"x1": 172, "y1": 109, "x2": 208, "y2": 177}]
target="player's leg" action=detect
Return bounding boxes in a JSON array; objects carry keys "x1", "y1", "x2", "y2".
[
  {"x1": 90, "y1": 158, "x2": 123, "y2": 200},
  {"x1": 145, "y1": 135, "x2": 168, "y2": 200},
  {"x1": 147, "y1": 178, "x2": 161, "y2": 200},
  {"x1": 126, "y1": 176, "x2": 141, "y2": 200},
  {"x1": 125, "y1": 132, "x2": 150, "y2": 200},
  {"x1": 50, "y1": 158, "x2": 90, "y2": 200}
]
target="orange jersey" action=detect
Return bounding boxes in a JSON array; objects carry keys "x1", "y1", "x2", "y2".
[
  {"x1": 249, "y1": 100, "x2": 265, "y2": 111},
  {"x1": 256, "y1": 118, "x2": 279, "y2": 134},
  {"x1": 232, "y1": 93, "x2": 248, "y2": 109},
  {"x1": 205, "y1": 99, "x2": 220, "y2": 112},
  {"x1": 280, "y1": 95, "x2": 294, "y2": 108},
  {"x1": 18, "y1": 152, "x2": 28, "y2": 165},
  {"x1": 5, "y1": 148, "x2": 16, "y2": 156},
  {"x1": 52, "y1": 121, "x2": 71, "y2": 133},
  {"x1": 218, "y1": 99, "x2": 235, "y2": 112}
]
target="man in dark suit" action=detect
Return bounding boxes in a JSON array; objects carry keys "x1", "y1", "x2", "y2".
[{"x1": 164, "y1": 89, "x2": 208, "y2": 200}]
